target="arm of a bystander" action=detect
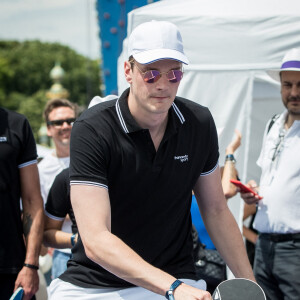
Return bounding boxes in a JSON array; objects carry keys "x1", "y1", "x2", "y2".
[
  {"x1": 16, "y1": 164, "x2": 44, "y2": 300},
  {"x1": 193, "y1": 166, "x2": 255, "y2": 281},
  {"x1": 221, "y1": 129, "x2": 241, "y2": 199}
]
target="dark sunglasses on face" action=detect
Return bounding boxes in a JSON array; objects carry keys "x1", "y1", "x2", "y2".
[
  {"x1": 132, "y1": 62, "x2": 183, "y2": 84},
  {"x1": 47, "y1": 118, "x2": 76, "y2": 127}
]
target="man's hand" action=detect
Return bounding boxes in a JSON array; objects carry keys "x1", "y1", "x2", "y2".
[
  {"x1": 173, "y1": 283, "x2": 212, "y2": 300},
  {"x1": 240, "y1": 180, "x2": 261, "y2": 205},
  {"x1": 14, "y1": 267, "x2": 39, "y2": 300}
]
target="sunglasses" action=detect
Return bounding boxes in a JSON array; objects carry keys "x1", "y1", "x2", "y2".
[
  {"x1": 133, "y1": 63, "x2": 183, "y2": 84},
  {"x1": 47, "y1": 118, "x2": 76, "y2": 127}
]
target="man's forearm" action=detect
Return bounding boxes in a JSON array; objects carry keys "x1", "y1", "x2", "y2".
[
  {"x1": 221, "y1": 160, "x2": 238, "y2": 199},
  {"x1": 16, "y1": 200, "x2": 42, "y2": 300},
  {"x1": 83, "y1": 231, "x2": 211, "y2": 299},
  {"x1": 20, "y1": 164, "x2": 44, "y2": 265},
  {"x1": 23, "y1": 203, "x2": 44, "y2": 265},
  {"x1": 43, "y1": 229, "x2": 74, "y2": 249},
  {"x1": 84, "y1": 230, "x2": 176, "y2": 296},
  {"x1": 71, "y1": 184, "x2": 211, "y2": 299}
]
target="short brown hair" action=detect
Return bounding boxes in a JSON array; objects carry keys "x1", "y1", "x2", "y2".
[
  {"x1": 43, "y1": 99, "x2": 78, "y2": 123},
  {"x1": 129, "y1": 55, "x2": 135, "y2": 70}
]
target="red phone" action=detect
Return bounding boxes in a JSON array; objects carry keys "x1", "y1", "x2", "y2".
[{"x1": 230, "y1": 179, "x2": 262, "y2": 199}]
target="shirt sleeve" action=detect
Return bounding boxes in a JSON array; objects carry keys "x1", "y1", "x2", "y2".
[
  {"x1": 69, "y1": 120, "x2": 108, "y2": 189},
  {"x1": 18, "y1": 115, "x2": 38, "y2": 168},
  {"x1": 45, "y1": 168, "x2": 70, "y2": 219},
  {"x1": 200, "y1": 109, "x2": 219, "y2": 176}
]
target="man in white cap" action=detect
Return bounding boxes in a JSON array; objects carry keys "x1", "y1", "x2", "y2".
[
  {"x1": 241, "y1": 48, "x2": 300, "y2": 300},
  {"x1": 49, "y1": 20, "x2": 254, "y2": 300}
]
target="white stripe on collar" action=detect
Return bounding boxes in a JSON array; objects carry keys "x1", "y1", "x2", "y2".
[
  {"x1": 116, "y1": 99, "x2": 129, "y2": 133},
  {"x1": 172, "y1": 102, "x2": 185, "y2": 124}
]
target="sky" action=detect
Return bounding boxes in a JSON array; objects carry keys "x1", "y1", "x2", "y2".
[{"x1": 0, "y1": 0, "x2": 101, "y2": 59}]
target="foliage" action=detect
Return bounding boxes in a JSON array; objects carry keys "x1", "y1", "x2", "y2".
[
  {"x1": 17, "y1": 90, "x2": 48, "y2": 139},
  {"x1": 0, "y1": 40, "x2": 102, "y2": 141}
]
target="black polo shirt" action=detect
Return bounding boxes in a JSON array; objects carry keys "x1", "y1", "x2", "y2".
[
  {"x1": 45, "y1": 168, "x2": 77, "y2": 234},
  {"x1": 61, "y1": 88, "x2": 219, "y2": 288},
  {"x1": 0, "y1": 108, "x2": 37, "y2": 274}
]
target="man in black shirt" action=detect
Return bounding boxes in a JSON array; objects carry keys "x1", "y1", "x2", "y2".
[
  {"x1": 49, "y1": 20, "x2": 254, "y2": 300},
  {"x1": 0, "y1": 108, "x2": 44, "y2": 300},
  {"x1": 43, "y1": 168, "x2": 78, "y2": 249}
]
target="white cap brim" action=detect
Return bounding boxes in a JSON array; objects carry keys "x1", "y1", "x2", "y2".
[{"x1": 133, "y1": 48, "x2": 189, "y2": 65}]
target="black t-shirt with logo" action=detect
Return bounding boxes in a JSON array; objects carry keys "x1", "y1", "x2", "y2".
[
  {"x1": 60, "y1": 88, "x2": 219, "y2": 288},
  {"x1": 0, "y1": 108, "x2": 37, "y2": 274}
]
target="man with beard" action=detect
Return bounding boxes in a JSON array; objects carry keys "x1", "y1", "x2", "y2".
[
  {"x1": 38, "y1": 98, "x2": 77, "y2": 280},
  {"x1": 241, "y1": 48, "x2": 300, "y2": 300}
]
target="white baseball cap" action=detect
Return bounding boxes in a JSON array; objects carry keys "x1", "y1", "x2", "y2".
[
  {"x1": 128, "y1": 20, "x2": 189, "y2": 65},
  {"x1": 267, "y1": 48, "x2": 300, "y2": 82}
]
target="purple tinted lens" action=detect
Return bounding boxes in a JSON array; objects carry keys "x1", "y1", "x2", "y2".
[
  {"x1": 167, "y1": 70, "x2": 183, "y2": 83},
  {"x1": 143, "y1": 70, "x2": 161, "y2": 83},
  {"x1": 143, "y1": 69, "x2": 183, "y2": 83}
]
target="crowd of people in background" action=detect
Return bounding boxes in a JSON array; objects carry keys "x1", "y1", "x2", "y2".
[
  {"x1": 38, "y1": 98, "x2": 78, "y2": 282},
  {"x1": 1, "y1": 20, "x2": 299, "y2": 300}
]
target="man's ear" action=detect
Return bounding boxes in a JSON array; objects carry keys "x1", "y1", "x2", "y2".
[{"x1": 124, "y1": 61, "x2": 133, "y2": 84}]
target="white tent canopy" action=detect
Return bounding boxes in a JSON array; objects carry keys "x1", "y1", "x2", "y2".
[{"x1": 117, "y1": 0, "x2": 300, "y2": 256}]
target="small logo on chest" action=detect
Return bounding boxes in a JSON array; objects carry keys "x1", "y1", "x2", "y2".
[
  {"x1": 0, "y1": 136, "x2": 7, "y2": 142},
  {"x1": 174, "y1": 154, "x2": 189, "y2": 162}
]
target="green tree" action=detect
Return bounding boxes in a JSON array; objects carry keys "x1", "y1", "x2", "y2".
[
  {"x1": 17, "y1": 90, "x2": 48, "y2": 140},
  {"x1": 0, "y1": 40, "x2": 102, "y2": 142},
  {"x1": 0, "y1": 55, "x2": 14, "y2": 107}
]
